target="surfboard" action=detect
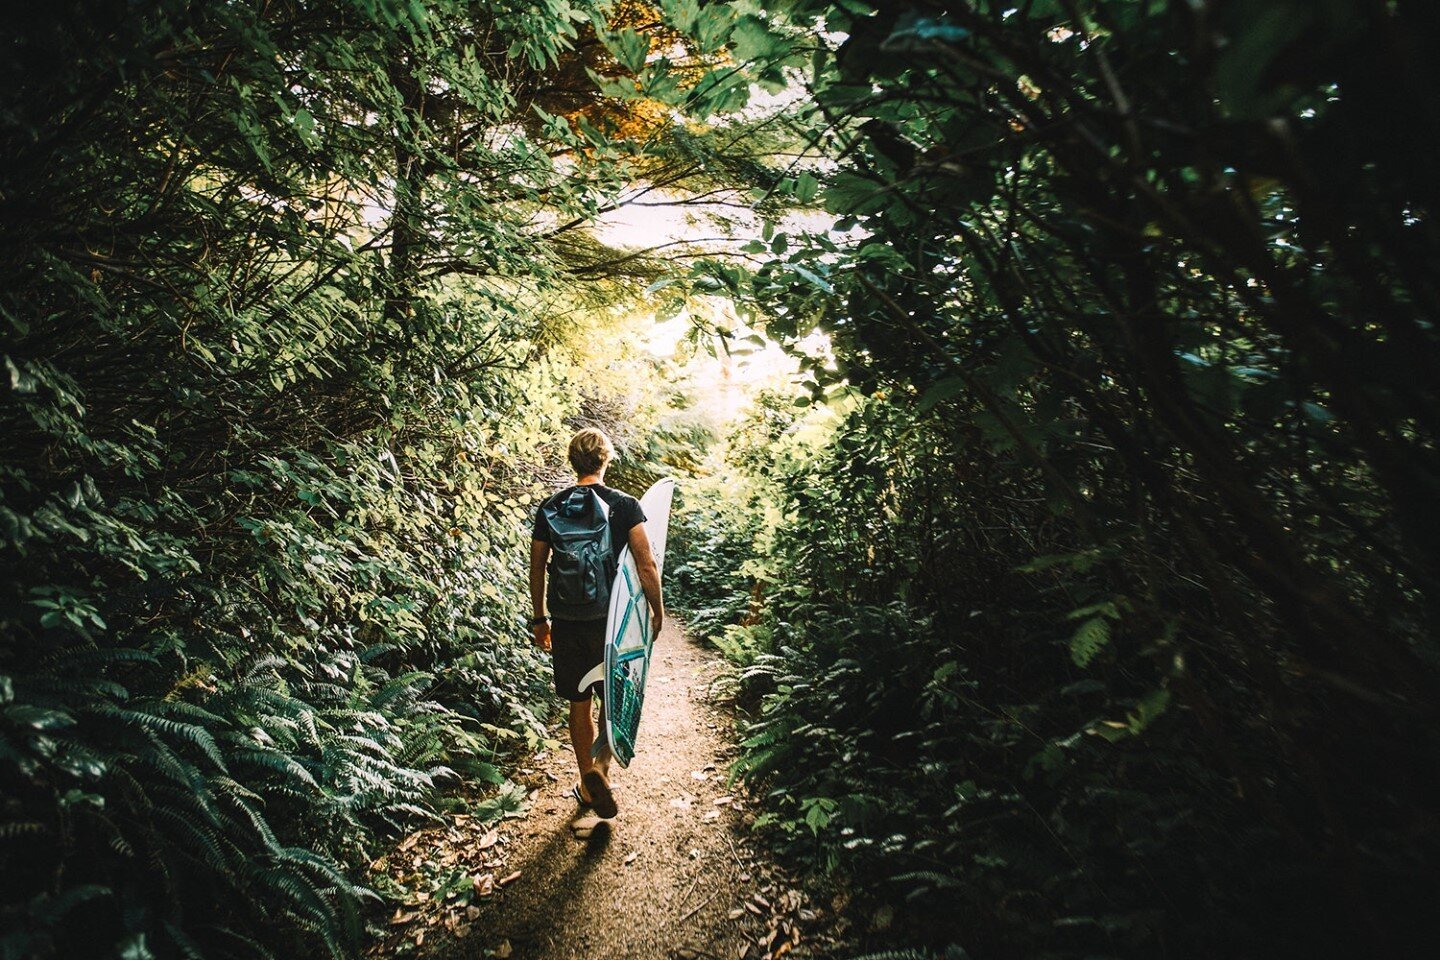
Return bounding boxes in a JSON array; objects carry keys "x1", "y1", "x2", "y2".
[{"x1": 597, "y1": 477, "x2": 675, "y2": 768}]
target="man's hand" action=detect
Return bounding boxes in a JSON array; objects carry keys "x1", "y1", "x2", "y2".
[
  {"x1": 532, "y1": 621, "x2": 551, "y2": 652},
  {"x1": 650, "y1": 604, "x2": 664, "y2": 639}
]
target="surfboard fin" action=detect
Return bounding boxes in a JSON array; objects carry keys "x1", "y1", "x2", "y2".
[{"x1": 576, "y1": 663, "x2": 605, "y2": 696}]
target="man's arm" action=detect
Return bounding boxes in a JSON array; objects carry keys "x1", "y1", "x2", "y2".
[
  {"x1": 627, "y1": 523, "x2": 664, "y2": 637},
  {"x1": 529, "y1": 539, "x2": 551, "y2": 651}
]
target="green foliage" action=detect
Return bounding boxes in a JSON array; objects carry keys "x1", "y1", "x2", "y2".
[
  {"x1": 0, "y1": 1, "x2": 779, "y2": 956},
  {"x1": 677, "y1": 4, "x2": 1440, "y2": 955}
]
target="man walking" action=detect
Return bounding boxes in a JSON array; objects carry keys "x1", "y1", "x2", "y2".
[{"x1": 529, "y1": 428, "x2": 663, "y2": 821}]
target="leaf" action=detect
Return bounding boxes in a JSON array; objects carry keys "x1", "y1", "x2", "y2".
[
  {"x1": 881, "y1": 13, "x2": 972, "y2": 53},
  {"x1": 918, "y1": 377, "x2": 967, "y2": 412},
  {"x1": 1066, "y1": 600, "x2": 1120, "y2": 621},
  {"x1": 118, "y1": 933, "x2": 154, "y2": 960},
  {"x1": 730, "y1": 16, "x2": 785, "y2": 61},
  {"x1": 794, "y1": 172, "x2": 819, "y2": 204},
  {"x1": 292, "y1": 108, "x2": 319, "y2": 148},
  {"x1": 823, "y1": 171, "x2": 888, "y2": 215},
  {"x1": 1127, "y1": 688, "x2": 1172, "y2": 735},
  {"x1": 788, "y1": 264, "x2": 832, "y2": 293},
  {"x1": 1070, "y1": 617, "x2": 1111, "y2": 668},
  {"x1": 604, "y1": 27, "x2": 650, "y2": 73}
]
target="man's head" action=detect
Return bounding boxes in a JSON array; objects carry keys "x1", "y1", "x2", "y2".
[{"x1": 568, "y1": 427, "x2": 614, "y2": 478}]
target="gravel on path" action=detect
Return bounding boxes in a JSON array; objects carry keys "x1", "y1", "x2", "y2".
[{"x1": 445, "y1": 619, "x2": 825, "y2": 960}]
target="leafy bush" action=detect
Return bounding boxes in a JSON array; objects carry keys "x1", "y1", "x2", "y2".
[
  {"x1": 690, "y1": 384, "x2": 1440, "y2": 957},
  {"x1": 0, "y1": 1, "x2": 713, "y2": 956},
  {"x1": 671, "y1": 2, "x2": 1440, "y2": 957}
]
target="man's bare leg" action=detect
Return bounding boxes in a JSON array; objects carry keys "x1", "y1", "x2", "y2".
[
  {"x1": 570, "y1": 699, "x2": 614, "y2": 777},
  {"x1": 569, "y1": 696, "x2": 617, "y2": 818},
  {"x1": 569, "y1": 699, "x2": 597, "y2": 783}
]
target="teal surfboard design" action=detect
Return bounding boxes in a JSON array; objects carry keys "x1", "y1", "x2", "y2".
[{"x1": 602, "y1": 478, "x2": 674, "y2": 767}]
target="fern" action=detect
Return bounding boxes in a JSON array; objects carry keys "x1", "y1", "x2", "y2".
[
  {"x1": 1069, "y1": 616, "x2": 1111, "y2": 668},
  {"x1": 230, "y1": 747, "x2": 320, "y2": 788}
]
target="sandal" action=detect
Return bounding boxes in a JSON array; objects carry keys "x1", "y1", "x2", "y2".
[
  {"x1": 570, "y1": 782, "x2": 593, "y2": 809},
  {"x1": 581, "y1": 769, "x2": 618, "y2": 819}
]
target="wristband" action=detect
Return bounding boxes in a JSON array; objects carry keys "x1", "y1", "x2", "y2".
[{"x1": 529, "y1": 616, "x2": 549, "y2": 627}]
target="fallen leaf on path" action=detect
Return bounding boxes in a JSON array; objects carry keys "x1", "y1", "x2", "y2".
[
  {"x1": 472, "y1": 874, "x2": 494, "y2": 897},
  {"x1": 624, "y1": 851, "x2": 639, "y2": 865},
  {"x1": 399, "y1": 833, "x2": 421, "y2": 852},
  {"x1": 744, "y1": 901, "x2": 763, "y2": 915},
  {"x1": 713, "y1": 796, "x2": 733, "y2": 805},
  {"x1": 728, "y1": 908, "x2": 746, "y2": 920},
  {"x1": 389, "y1": 909, "x2": 418, "y2": 925},
  {"x1": 490, "y1": 940, "x2": 512, "y2": 958},
  {"x1": 703, "y1": 810, "x2": 720, "y2": 822},
  {"x1": 498, "y1": 870, "x2": 522, "y2": 886},
  {"x1": 477, "y1": 828, "x2": 499, "y2": 850}
]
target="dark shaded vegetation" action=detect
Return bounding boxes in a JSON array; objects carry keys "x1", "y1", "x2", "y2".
[
  {"x1": 0, "y1": 2, "x2": 774, "y2": 957},
  {"x1": 672, "y1": 1, "x2": 1440, "y2": 957}
]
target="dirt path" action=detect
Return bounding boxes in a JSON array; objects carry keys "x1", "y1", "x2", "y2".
[{"x1": 400, "y1": 619, "x2": 834, "y2": 960}]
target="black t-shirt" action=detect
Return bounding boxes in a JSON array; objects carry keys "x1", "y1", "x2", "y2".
[{"x1": 531, "y1": 484, "x2": 646, "y2": 565}]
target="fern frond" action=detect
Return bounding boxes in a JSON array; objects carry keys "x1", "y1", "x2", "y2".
[{"x1": 1069, "y1": 617, "x2": 1111, "y2": 668}]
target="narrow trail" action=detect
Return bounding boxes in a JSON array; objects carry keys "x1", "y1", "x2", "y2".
[{"x1": 412, "y1": 620, "x2": 837, "y2": 960}]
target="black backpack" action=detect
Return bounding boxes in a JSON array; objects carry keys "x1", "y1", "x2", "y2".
[{"x1": 542, "y1": 487, "x2": 615, "y2": 620}]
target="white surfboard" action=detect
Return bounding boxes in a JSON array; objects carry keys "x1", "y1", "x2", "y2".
[{"x1": 593, "y1": 478, "x2": 674, "y2": 768}]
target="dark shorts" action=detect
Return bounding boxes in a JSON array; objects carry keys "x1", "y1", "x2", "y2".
[{"x1": 551, "y1": 618, "x2": 605, "y2": 703}]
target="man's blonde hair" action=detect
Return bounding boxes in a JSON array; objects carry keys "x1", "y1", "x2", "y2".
[{"x1": 567, "y1": 427, "x2": 614, "y2": 476}]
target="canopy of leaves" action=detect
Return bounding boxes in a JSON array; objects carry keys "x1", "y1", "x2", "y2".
[{"x1": 672, "y1": 0, "x2": 1440, "y2": 956}]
